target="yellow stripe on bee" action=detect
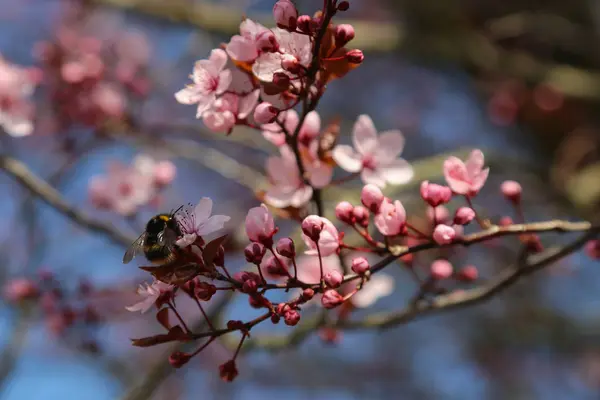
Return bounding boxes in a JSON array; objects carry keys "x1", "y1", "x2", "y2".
[{"x1": 159, "y1": 215, "x2": 170, "y2": 222}]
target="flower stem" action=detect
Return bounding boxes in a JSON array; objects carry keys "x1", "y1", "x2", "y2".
[
  {"x1": 168, "y1": 302, "x2": 190, "y2": 334},
  {"x1": 193, "y1": 297, "x2": 215, "y2": 331}
]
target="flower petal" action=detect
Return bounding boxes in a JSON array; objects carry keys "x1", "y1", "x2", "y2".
[
  {"x1": 361, "y1": 168, "x2": 386, "y2": 188},
  {"x1": 174, "y1": 86, "x2": 204, "y2": 105},
  {"x1": 352, "y1": 114, "x2": 378, "y2": 155},
  {"x1": 465, "y1": 149, "x2": 485, "y2": 177},
  {"x1": 332, "y1": 145, "x2": 362, "y2": 172},
  {"x1": 352, "y1": 274, "x2": 394, "y2": 308},
  {"x1": 252, "y1": 53, "x2": 284, "y2": 82},
  {"x1": 443, "y1": 156, "x2": 470, "y2": 195},
  {"x1": 379, "y1": 158, "x2": 413, "y2": 185},
  {"x1": 307, "y1": 163, "x2": 333, "y2": 188},
  {"x1": 226, "y1": 35, "x2": 258, "y2": 62},
  {"x1": 194, "y1": 197, "x2": 213, "y2": 225},
  {"x1": 238, "y1": 89, "x2": 260, "y2": 119},
  {"x1": 203, "y1": 110, "x2": 235, "y2": 132},
  {"x1": 290, "y1": 185, "x2": 313, "y2": 208},
  {"x1": 299, "y1": 110, "x2": 320, "y2": 140},
  {"x1": 216, "y1": 69, "x2": 232, "y2": 95},
  {"x1": 374, "y1": 130, "x2": 405, "y2": 163},
  {"x1": 470, "y1": 167, "x2": 489, "y2": 194},
  {"x1": 197, "y1": 214, "x2": 231, "y2": 236},
  {"x1": 265, "y1": 185, "x2": 295, "y2": 208}
]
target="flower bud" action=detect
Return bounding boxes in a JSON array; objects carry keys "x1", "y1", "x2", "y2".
[
  {"x1": 3, "y1": 278, "x2": 39, "y2": 303},
  {"x1": 499, "y1": 216, "x2": 513, "y2": 226},
  {"x1": 219, "y1": 360, "x2": 238, "y2": 382},
  {"x1": 272, "y1": 71, "x2": 290, "y2": 88},
  {"x1": 431, "y1": 259, "x2": 453, "y2": 280},
  {"x1": 457, "y1": 265, "x2": 478, "y2": 282},
  {"x1": 264, "y1": 255, "x2": 289, "y2": 276},
  {"x1": 324, "y1": 270, "x2": 343, "y2": 288},
  {"x1": 334, "y1": 24, "x2": 355, "y2": 47},
  {"x1": 337, "y1": 1, "x2": 350, "y2": 11},
  {"x1": 254, "y1": 102, "x2": 278, "y2": 124},
  {"x1": 214, "y1": 245, "x2": 225, "y2": 267},
  {"x1": 420, "y1": 181, "x2": 452, "y2": 207},
  {"x1": 195, "y1": 282, "x2": 217, "y2": 301},
  {"x1": 270, "y1": 313, "x2": 281, "y2": 324},
  {"x1": 432, "y1": 224, "x2": 456, "y2": 245},
  {"x1": 501, "y1": 180, "x2": 522, "y2": 203},
  {"x1": 281, "y1": 54, "x2": 301, "y2": 74},
  {"x1": 335, "y1": 201, "x2": 354, "y2": 224},
  {"x1": 361, "y1": 184, "x2": 384, "y2": 213},
  {"x1": 248, "y1": 295, "x2": 263, "y2": 308},
  {"x1": 427, "y1": 205, "x2": 450, "y2": 225},
  {"x1": 345, "y1": 49, "x2": 364, "y2": 64},
  {"x1": 301, "y1": 215, "x2": 324, "y2": 241},
  {"x1": 283, "y1": 309, "x2": 301, "y2": 326},
  {"x1": 454, "y1": 207, "x2": 475, "y2": 225},
  {"x1": 296, "y1": 15, "x2": 313, "y2": 33},
  {"x1": 351, "y1": 257, "x2": 370, "y2": 275},
  {"x1": 321, "y1": 289, "x2": 344, "y2": 309},
  {"x1": 586, "y1": 239, "x2": 600, "y2": 260},
  {"x1": 242, "y1": 278, "x2": 258, "y2": 294},
  {"x1": 301, "y1": 288, "x2": 315, "y2": 301},
  {"x1": 273, "y1": 0, "x2": 298, "y2": 30},
  {"x1": 169, "y1": 351, "x2": 191, "y2": 368},
  {"x1": 244, "y1": 243, "x2": 266, "y2": 264},
  {"x1": 276, "y1": 237, "x2": 295, "y2": 258},
  {"x1": 226, "y1": 320, "x2": 245, "y2": 331},
  {"x1": 353, "y1": 206, "x2": 369, "y2": 228}
]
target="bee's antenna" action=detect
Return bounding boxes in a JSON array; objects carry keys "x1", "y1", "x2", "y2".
[{"x1": 171, "y1": 205, "x2": 184, "y2": 216}]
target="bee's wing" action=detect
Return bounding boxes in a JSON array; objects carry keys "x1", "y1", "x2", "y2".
[
  {"x1": 123, "y1": 232, "x2": 146, "y2": 264},
  {"x1": 157, "y1": 227, "x2": 179, "y2": 249}
]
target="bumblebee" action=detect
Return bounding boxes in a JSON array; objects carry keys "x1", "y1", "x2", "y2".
[{"x1": 122, "y1": 206, "x2": 185, "y2": 265}]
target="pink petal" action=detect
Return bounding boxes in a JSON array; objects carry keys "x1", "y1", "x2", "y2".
[
  {"x1": 352, "y1": 114, "x2": 378, "y2": 156},
  {"x1": 374, "y1": 130, "x2": 405, "y2": 163},
  {"x1": 307, "y1": 163, "x2": 333, "y2": 188},
  {"x1": 226, "y1": 36, "x2": 258, "y2": 62},
  {"x1": 216, "y1": 69, "x2": 232, "y2": 95},
  {"x1": 283, "y1": 109, "x2": 299, "y2": 134},
  {"x1": 207, "y1": 49, "x2": 228, "y2": 74},
  {"x1": 194, "y1": 197, "x2": 213, "y2": 225},
  {"x1": 470, "y1": 167, "x2": 489, "y2": 193},
  {"x1": 197, "y1": 214, "x2": 231, "y2": 236},
  {"x1": 265, "y1": 185, "x2": 296, "y2": 208},
  {"x1": 299, "y1": 110, "x2": 320, "y2": 140},
  {"x1": 229, "y1": 69, "x2": 255, "y2": 93},
  {"x1": 465, "y1": 149, "x2": 485, "y2": 177},
  {"x1": 262, "y1": 130, "x2": 286, "y2": 146},
  {"x1": 352, "y1": 274, "x2": 394, "y2": 308},
  {"x1": 378, "y1": 158, "x2": 413, "y2": 185},
  {"x1": 195, "y1": 94, "x2": 216, "y2": 117},
  {"x1": 266, "y1": 155, "x2": 296, "y2": 185},
  {"x1": 240, "y1": 19, "x2": 269, "y2": 39},
  {"x1": 443, "y1": 156, "x2": 470, "y2": 195},
  {"x1": 361, "y1": 168, "x2": 387, "y2": 188},
  {"x1": 290, "y1": 185, "x2": 313, "y2": 208},
  {"x1": 238, "y1": 89, "x2": 260, "y2": 119},
  {"x1": 3, "y1": 116, "x2": 33, "y2": 137},
  {"x1": 252, "y1": 53, "x2": 284, "y2": 82},
  {"x1": 174, "y1": 86, "x2": 204, "y2": 105},
  {"x1": 332, "y1": 145, "x2": 362, "y2": 172},
  {"x1": 203, "y1": 110, "x2": 236, "y2": 132}
]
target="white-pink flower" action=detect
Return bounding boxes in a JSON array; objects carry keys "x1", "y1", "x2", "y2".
[
  {"x1": 245, "y1": 204, "x2": 276, "y2": 243},
  {"x1": 252, "y1": 29, "x2": 312, "y2": 82},
  {"x1": 301, "y1": 216, "x2": 340, "y2": 256},
  {"x1": 261, "y1": 109, "x2": 320, "y2": 146},
  {"x1": 175, "y1": 198, "x2": 231, "y2": 246},
  {"x1": 226, "y1": 19, "x2": 272, "y2": 63},
  {"x1": 352, "y1": 273, "x2": 395, "y2": 308},
  {"x1": 125, "y1": 281, "x2": 173, "y2": 313},
  {"x1": 374, "y1": 199, "x2": 406, "y2": 236},
  {"x1": 175, "y1": 49, "x2": 232, "y2": 117},
  {"x1": 332, "y1": 114, "x2": 413, "y2": 188},
  {"x1": 443, "y1": 149, "x2": 489, "y2": 196},
  {"x1": 0, "y1": 56, "x2": 39, "y2": 137},
  {"x1": 202, "y1": 90, "x2": 259, "y2": 133},
  {"x1": 264, "y1": 145, "x2": 313, "y2": 208}
]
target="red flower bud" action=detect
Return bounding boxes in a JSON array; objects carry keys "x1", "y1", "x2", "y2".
[
  {"x1": 345, "y1": 49, "x2": 364, "y2": 64},
  {"x1": 334, "y1": 24, "x2": 355, "y2": 47},
  {"x1": 321, "y1": 289, "x2": 344, "y2": 309},
  {"x1": 169, "y1": 351, "x2": 191, "y2": 368},
  {"x1": 219, "y1": 360, "x2": 238, "y2": 382}
]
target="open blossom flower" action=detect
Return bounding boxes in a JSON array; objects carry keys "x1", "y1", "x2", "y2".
[
  {"x1": 261, "y1": 109, "x2": 320, "y2": 146},
  {"x1": 374, "y1": 199, "x2": 406, "y2": 236},
  {"x1": 252, "y1": 29, "x2": 312, "y2": 82},
  {"x1": 443, "y1": 149, "x2": 489, "y2": 196},
  {"x1": 301, "y1": 216, "x2": 340, "y2": 256},
  {"x1": 352, "y1": 274, "x2": 395, "y2": 308},
  {"x1": 332, "y1": 114, "x2": 413, "y2": 188},
  {"x1": 175, "y1": 198, "x2": 231, "y2": 247},
  {"x1": 175, "y1": 49, "x2": 232, "y2": 117},
  {"x1": 202, "y1": 90, "x2": 259, "y2": 133},
  {"x1": 245, "y1": 204, "x2": 276, "y2": 243},
  {"x1": 226, "y1": 19, "x2": 272, "y2": 63},
  {"x1": 125, "y1": 281, "x2": 173, "y2": 313},
  {"x1": 0, "y1": 56, "x2": 39, "y2": 137}
]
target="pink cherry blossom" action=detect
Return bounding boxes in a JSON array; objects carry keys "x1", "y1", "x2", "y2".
[
  {"x1": 175, "y1": 49, "x2": 232, "y2": 117},
  {"x1": 132, "y1": 154, "x2": 177, "y2": 188},
  {"x1": 175, "y1": 198, "x2": 231, "y2": 245},
  {"x1": 245, "y1": 204, "x2": 276, "y2": 243},
  {"x1": 374, "y1": 199, "x2": 406, "y2": 236},
  {"x1": 301, "y1": 216, "x2": 340, "y2": 256},
  {"x1": 420, "y1": 181, "x2": 452, "y2": 207},
  {"x1": 352, "y1": 274, "x2": 395, "y2": 308},
  {"x1": 433, "y1": 224, "x2": 457, "y2": 245},
  {"x1": 273, "y1": 0, "x2": 298, "y2": 30},
  {"x1": 203, "y1": 90, "x2": 259, "y2": 133},
  {"x1": 261, "y1": 109, "x2": 321, "y2": 146},
  {"x1": 332, "y1": 114, "x2": 413, "y2": 188},
  {"x1": 252, "y1": 29, "x2": 312, "y2": 83},
  {"x1": 125, "y1": 281, "x2": 173, "y2": 313},
  {"x1": 0, "y1": 56, "x2": 39, "y2": 137},
  {"x1": 443, "y1": 149, "x2": 490, "y2": 196},
  {"x1": 254, "y1": 102, "x2": 278, "y2": 124},
  {"x1": 226, "y1": 19, "x2": 272, "y2": 63}
]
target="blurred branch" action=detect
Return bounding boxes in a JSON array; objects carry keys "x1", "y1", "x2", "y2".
[
  {"x1": 0, "y1": 155, "x2": 134, "y2": 247},
  {"x1": 342, "y1": 228, "x2": 599, "y2": 330},
  {"x1": 89, "y1": 0, "x2": 402, "y2": 52},
  {"x1": 0, "y1": 307, "x2": 33, "y2": 394}
]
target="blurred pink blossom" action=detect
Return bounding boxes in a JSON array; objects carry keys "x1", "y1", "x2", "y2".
[
  {"x1": 3, "y1": 278, "x2": 39, "y2": 302},
  {"x1": 0, "y1": 55, "x2": 39, "y2": 137},
  {"x1": 443, "y1": 149, "x2": 489, "y2": 196},
  {"x1": 264, "y1": 145, "x2": 313, "y2": 208},
  {"x1": 352, "y1": 274, "x2": 394, "y2": 308},
  {"x1": 125, "y1": 281, "x2": 173, "y2": 313},
  {"x1": 203, "y1": 90, "x2": 259, "y2": 133}
]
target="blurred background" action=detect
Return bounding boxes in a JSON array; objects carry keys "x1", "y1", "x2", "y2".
[{"x1": 0, "y1": 0, "x2": 600, "y2": 398}]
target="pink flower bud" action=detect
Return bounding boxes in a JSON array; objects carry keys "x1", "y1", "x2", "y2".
[
  {"x1": 321, "y1": 289, "x2": 344, "y2": 309},
  {"x1": 374, "y1": 199, "x2": 406, "y2": 236},
  {"x1": 302, "y1": 216, "x2": 340, "y2": 256},
  {"x1": 245, "y1": 204, "x2": 277, "y2": 245},
  {"x1": 345, "y1": 49, "x2": 364, "y2": 64},
  {"x1": 3, "y1": 278, "x2": 39, "y2": 303},
  {"x1": 324, "y1": 270, "x2": 343, "y2": 288},
  {"x1": 283, "y1": 309, "x2": 301, "y2": 326},
  {"x1": 256, "y1": 30, "x2": 278, "y2": 52},
  {"x1": 301, "y1": 288, "x2": 315, "y2": 301},
  {"x1": 263, "y1": 255, "x2": 289, "y2": 277},
  {"x1": 153, "y1": 161, "x2": 176, "y2": 187},
  {"x1": 195, "y1": 282, "x2": 217, "y2": 301},
  {"x1": 254, "y1": 102, "x2": 278, "y2": 124},
  {"x1": 586, "y1": 240, "x2": 600, "y2": 260},
  {"x1": 361, "y1": 184, "x2": 384, "y2": 213},
  {"x1": 281, "y1": 54, "x2": 301, "y2": 74},
  {"x1": 420, "y1": 181, "x2": 452, "y2": 207},
  {"x1": 353, "y1": 206, "x2": 369, "y2": 228},
  {"x1": 296, "y1": 15, "x2": 313, "y2": 33},
  {"x1": 427, "y1": 205, "x2": 450, "y2": 225},
  {"x1": 457, "y1": 265, "x2": 478, "y2": 282},
  {"x1": 273, "y1": 0, "x2": 298, "y2": 30},
  {"x1": 431, "y1": 259, "x2": 453, "y2": 280},
  {"x1": 219, "y1": 360, "x2": 238, "y2": 382},
  {"x1": 334, "y1": 24, "x2": 355, "y2": 47},
  {"x1": 273, "y1": 72, "x2": 290, "y2": 88},
  {"x1": 499, "y1": 216, "x2": 513, "y2": 226},
  {"x1": 335, "y1": 201, "x2": 354, "y2": 224},
  {"x1": 337, "y1": 1, "x2": 350, "y2": 11},
  {"x1": 169, "y1": 351, "x2": 191, "y2": 368},
  {"x1": 351, "y1": 257, "x2": 370, "y2": 274},
  {"x1": 276, "y1": 237, "x2": 295, "y2": 258},
  {"x1": 244, "y1": 243, "x2": 266, "y2": 264},
  {"x1": 501, "y1": 180, "x2": 522, "y2": 203},
  {"x1": 301, "y1": 215, "x2": 324, "y2": 241},
  {"x1": 433, "y1": 224, "x2": 457, "y2": 245},
  {"x1": 454, "y1": 207, "x2": 475, "y2": 225}
]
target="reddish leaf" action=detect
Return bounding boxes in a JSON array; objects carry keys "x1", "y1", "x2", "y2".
[
  {"x1": 202, "y1": 235, "x2": 229, "y2": 267},
  {"x1": 130, "y1": 326, "x2": 189, "y2": 347},
  {"x1": 156, "y1": 308, "x2": 171, "y2": 331}
]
